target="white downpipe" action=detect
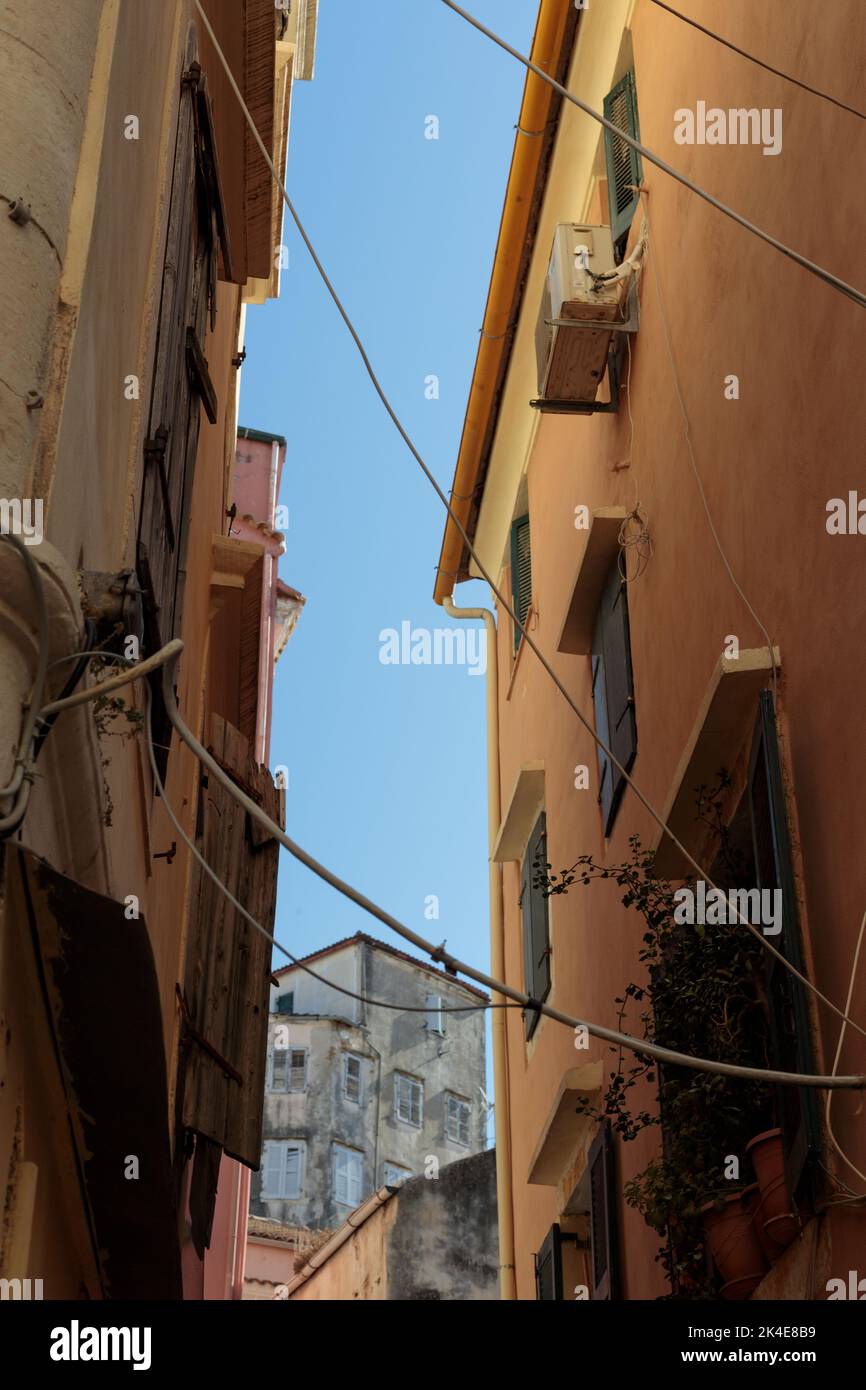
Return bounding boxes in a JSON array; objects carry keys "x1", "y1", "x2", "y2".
[{"x1": 442, "y1": 593, "x2": 516, "y2": 1300}]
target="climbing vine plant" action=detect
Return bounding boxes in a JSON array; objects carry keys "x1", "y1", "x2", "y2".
[{"x1": 534, "y1": 775, "x2": 774, "y2": 1297}]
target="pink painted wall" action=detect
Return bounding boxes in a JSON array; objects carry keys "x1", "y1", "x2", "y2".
[
  {"x1": 233, "y1": 430, "x2": 288, "y2": 760},
  {"x1": 200, "y1": 430, "x2": 288, "y2": 1299}
]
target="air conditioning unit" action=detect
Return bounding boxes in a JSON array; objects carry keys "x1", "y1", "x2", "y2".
[{"x1": 535, "y1": 224, "x2": 621, "y2": 403}]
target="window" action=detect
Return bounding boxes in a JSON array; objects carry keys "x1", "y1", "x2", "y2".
[
  {"x1": 333, "y1": 1144, "x2": 363, "y2": 1208},
  {"x1": 587, "y1": 1123, "x2": 619, "y2": 1300},
  {"x1": 445, "y1": 1093, "x2": 471, "y2": 1146},
  {"x1": 383, "y1": 1162, "x2": 412, "y2": 1188},
  {"x1": 745, "y1": 692, "x2": 819, "y2": 1196},
  {"x1": 425, "y1": 994, "x2": 444, "y2": 1035},
  {"x1": 603, "y1": 68, "x2": 642, "y2": 254},
  {"x1": 269, "y1": 1046, "x2": 306, "y2": 1092},
  {"x1": 591, "y1": 559, "x2": 637, "y2": 835},
  {"x1": 276, "y1": 991, "x2": 294, "y2": 1016},
  {"x1": 521, "y1": 812, "x2": 551, "y2": 1039},
  {"x1": 394, "y1": 1073, "x2": 423, "y2": 1127},
  {"x1": 342, "y1": 1052, "x2": 362, "y2": 1103},
  {"x1": 262, "y1": 1140, "x2": 305, "y2": 1200},
  {"x1": 510, "y1": 514, "x2": 532, "y2": 651}
]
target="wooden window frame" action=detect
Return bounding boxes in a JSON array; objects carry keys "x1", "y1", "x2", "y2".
[
  {"x1": 445, "y1": 1093, "x2": 471, "y2": 1146},
  {"x1": 262, "y1": 1139, "x2": 305, "y2": 1200},
  {"x1": 425, "y1": 993, "x2": 445, "y2": 1035},
  {"x1": 333, "y1": 1143, "x2": 364, "y2": 1208},
  {"x1": 342, "y1": 1051, "x2": 362, "y2": 1104},
  {"x1": 394, "y1": 1073, "x2": 424, "y2": 1128}
]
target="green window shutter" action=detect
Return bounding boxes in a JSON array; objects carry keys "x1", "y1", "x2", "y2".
[
  {"x1": 510, "y1": 514, "x2": 532, "y2": 651},
  {"x1": 521, "y1": 812, "x2": 551, "y2": 1039},
  {"x1": 588, "y1": 1123, "x2": 620, "y2": 1300},
  {"x1": 746, "y1": 692, "x2": 820, "y2": 1198},
  {"x1": 591, "y1": 560, "x2": 637, "y2": 835},
  {"x1": 603, "y1": 69, "x2": 642, "y2": 249},
  {"x1": 535, "y1": 1223, "x2": 565, "y2": 1301}
]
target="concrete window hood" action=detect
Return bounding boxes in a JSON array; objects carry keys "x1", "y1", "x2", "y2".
[
  {"x1": 556, "y1": 508, "x2": 628, "y2": 656},
  {"x1": 527, "y1": 1062, "x2": 605, "y2": 1187},
  {"x1": 492, "y1": 762, "x2": 545, "y2": 862},
  {"x1": 653, "y1": 646, "x2": 782, "y2": 879}
]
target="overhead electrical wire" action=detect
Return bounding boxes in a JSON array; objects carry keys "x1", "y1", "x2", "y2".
[
  {"x1": 148, "y1": 647, "x2": 860, "y2": 1091},
  {"x1": 25, "y1": 634, "x2": 864, "y2": 1089},
  {"x1": 141, "y1": 686, "x2": 518, "y2": 1018},
  {"x1": 189, "y1": 0, "x2": 866, "y2": 1044},
  {"x1": 437, "y1": 0, "x2": 866, "y2": 310},
  {"x1": 824, "y1": 904, "x2": 866, "y2": 1190},
  {"x1": 59, "y1": 648, "x2": 513, "y2": 1019},
  {"x1": 641, "y1": 196, "x2": 778, "y2": 705},
  {"x1": 648, "y1": 0, "x2": 866, "y2": 122}
]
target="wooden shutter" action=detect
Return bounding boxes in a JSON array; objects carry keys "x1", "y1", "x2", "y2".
[
  {"x1": 334, "y1": 1146, "x2": 350, "y2": 1205},
  {"x1": 588, "y1": 1123, "x2": 619, "y2": 1300},
  {"x1": 521, "y1": 812, "x2": 551, "y2": 1039},
  {"x1": 510, "y1": 514, "x2": 532, "y2": 651},
  {"x1": 271, "y1": 1047, "x2": 288, "y2": 1091},
  {"x1": 291, "y1": 1050, "x2": 307, "y2": 1092},
  {"x1": 746, "y1": 692, "x2": 819, "y2": 1197},
  {"x1": 285, "y1": 1144, "x2": 302, "y2": 1199},
  {"x1": 263, "y1": 1140, "x2": 283, "y2": 1197},
  {"x1": 592, "y1": 561, "x2": 637, "y2": 834},
  {"x1": 7, "y1": 846, "x2": 182, "y2": 1299},
  {"x1": 535, "y1": 1224, "x2": 565, "y2": 1300},
  {"x1": 181, "y1": 714, "x2": 284, "y2": 1169},
  {"x1": 603, "y1": 69, "x2": 642, "y2": 249},
  {"x1": 138, "y1": 45, "x2": 226, "y2": 776}
]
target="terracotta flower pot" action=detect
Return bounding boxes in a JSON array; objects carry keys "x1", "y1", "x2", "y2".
[
  {"x1": 701, "y1": 1191, "x2": 769, "y2": 1297},
  {"x1": 743, "y1": 1182, "x2": 777, "y2": 1265},
  {"x1": 746, "y1": 1128, "x2": 800, "y2": 1250}
]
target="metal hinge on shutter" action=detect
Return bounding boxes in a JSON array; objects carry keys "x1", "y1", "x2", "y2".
[
  {"x1": 186, "y1": 327, "x2": 218, "y2": 423},
  {"x1": 143, "y1": 426, "x2": 175, "y2": 550}
]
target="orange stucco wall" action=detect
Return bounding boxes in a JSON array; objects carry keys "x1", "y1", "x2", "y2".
[{"x1": 480, "y1": 0, "x2": 866, "y2": 1299}]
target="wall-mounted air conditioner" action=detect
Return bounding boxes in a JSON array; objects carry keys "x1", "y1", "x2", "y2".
[{"x1": 534, "y1": 224, "x2": 621, "y2": 405}]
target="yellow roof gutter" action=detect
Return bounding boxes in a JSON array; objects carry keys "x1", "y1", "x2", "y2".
[{"x1": 433, "y1": 0, "x2": 580, "y2": 605}]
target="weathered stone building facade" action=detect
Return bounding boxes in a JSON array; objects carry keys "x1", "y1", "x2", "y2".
[{"x1": 250, "y1": 934, "x2": 489, "y2": 1230}]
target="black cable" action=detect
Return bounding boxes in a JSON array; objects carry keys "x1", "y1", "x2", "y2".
[
  {"x1": 32, "y1": 619, "x2": 96, "y2": 760},
  {"x1": 649, "y1": 0, "x2": 866, "y2": 122},
  {"x1": 143, "y1": 680, "x2": 523, "y2": 1021}
]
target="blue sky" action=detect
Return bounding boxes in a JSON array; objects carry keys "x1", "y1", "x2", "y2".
[{"x1": 238, "y1": 1, "x2": 536, "y2": 1085}]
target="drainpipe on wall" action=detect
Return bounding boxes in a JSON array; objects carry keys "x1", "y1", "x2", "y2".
[
  {"x1": 442, "y1": 593, "x2": 516, "y2": 1300},
  {"x1": 258, "y1": 438, "x2": 281, "y2": 761}
]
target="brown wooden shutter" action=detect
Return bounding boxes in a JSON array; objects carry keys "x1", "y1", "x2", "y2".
[
  {"x1": 6, "y1": 846, "x2": 182, "y2": 1298},
  {"x1": 138, "y1": 42, "x2": 226, "y2": 775},
  {"x1": 180, "y1": 714, "x2": 284, "y2": 1169}
]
